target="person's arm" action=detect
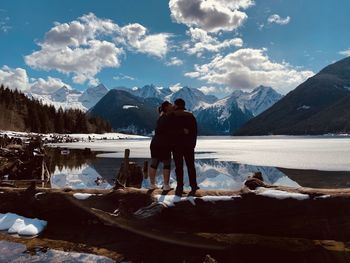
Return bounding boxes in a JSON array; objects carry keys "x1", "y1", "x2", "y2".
[{"x1": 192, "y1": 115, "x2": 198, "y2": 148}]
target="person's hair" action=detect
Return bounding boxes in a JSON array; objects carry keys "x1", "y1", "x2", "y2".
[
  {"x1": 174, "y1": 98, "x2": 186, "y2": 110},
  {"x1": 158, "y1": 101, "x2": 171, "y2": 113}
]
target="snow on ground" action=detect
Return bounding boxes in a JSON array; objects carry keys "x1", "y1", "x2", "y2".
[
  {"x1": 73, "y1": 193, "x2": 95, "y2": 200},
  {"x1": 255, "y1": 188, "x2": 309, "y2": 200},
  {"x1": 0, "y1": 240, "x2": 114, "y2": 263},
  {"x1": 51, "y1": 165, "x2": 112, "y2": 190},
  {"x1": 60, "y1": 132, "x2": 147, "y2": 140},
  {"x1": 0, "y1": 213, "x2": 47, "y2": 236},
  {"x1": 154, "y1": 194, "x2": 240, "y2": 207},
  {"x1": 0, "y1": 130, "x2": 148, "y2": 141}
]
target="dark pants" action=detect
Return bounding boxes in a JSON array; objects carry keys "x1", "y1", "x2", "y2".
[{"x1": 173, "y1": 147, "x2": 197, "y2": 190}]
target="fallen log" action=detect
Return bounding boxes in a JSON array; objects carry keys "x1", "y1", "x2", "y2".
[{"x1": 1, "y1": 176, "x2": 350, "y2": 245}]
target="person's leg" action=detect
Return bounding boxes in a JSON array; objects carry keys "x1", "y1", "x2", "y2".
[
  {"x1": 184, "y1": 147, "x2": 198, "y2": 190},
  {"x1": 173, "y1": 148, "x2": 184, "y2": 195},
  {"x1": 149, "y1": 158, "x2": 159, "y2": 189},
  {"x1": 162, "y1": 159, "x2": 171, "y2": 190}
]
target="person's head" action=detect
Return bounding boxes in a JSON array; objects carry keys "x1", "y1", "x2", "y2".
[
  {"x1": 174, "y1": 98, "x2": 186, "y2": 110},
  {"x1": 158, "y1": 101, "x2": 172, "y2": 114}
]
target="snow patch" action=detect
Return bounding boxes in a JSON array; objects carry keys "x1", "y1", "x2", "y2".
[
  {"x1": 73, "y1": 193, "x2": 95, "y2": 200},
  {"x1": 34, "y1": 192, "x2": 45, "y2": 199},
  {"x1": 314, "y1": 194, "x2": 331, "y2": 199},
  {"x1": 0, "y1": 213, "x2": 47, "y2": 236},
  {"x1": 122, "y1": 105, "x2": 139, "y2": 110},
  {"x1": 154, "y1": 194, "x2": 238, "y2": 207},
  {"x1": 297, "y1": 105, "x2": 311, "y2": 110},
  {"x1": 256, "y1": 188, "x2": 309, "y2": 200}
]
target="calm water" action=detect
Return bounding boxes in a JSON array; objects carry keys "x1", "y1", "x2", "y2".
[{"x1": 46, "y1": 136, "x2": 350, "y2": 190}]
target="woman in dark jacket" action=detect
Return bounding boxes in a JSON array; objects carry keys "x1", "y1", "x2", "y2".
[{"x1": 149, "y1": 101, "x2": 173, "y2": 190}]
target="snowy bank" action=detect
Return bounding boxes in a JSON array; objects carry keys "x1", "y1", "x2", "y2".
[
  {"x1": 255, "y1": 188, "x2": 309, "y2": 200},
  {"x1": 0, "y1": 213, "x2": 47, "y2": 236},
  {"x1": 0, "y1": 130, "x2": 148, "y2": 141},
  {"x1": 154, "y1": 194, "x2": 240, "y2": 207},
  {"x1": 73, "y1": 193, "x2": 95, "y2": 200}
]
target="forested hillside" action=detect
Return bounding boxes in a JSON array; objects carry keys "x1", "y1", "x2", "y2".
[{"x1": 0, "y1": 85, "x2": 111, "y2": 134}]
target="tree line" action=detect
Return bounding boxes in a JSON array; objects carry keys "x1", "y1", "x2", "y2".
[{"x1": 0, "y1": 85, "x2": 111, "y2": 134}]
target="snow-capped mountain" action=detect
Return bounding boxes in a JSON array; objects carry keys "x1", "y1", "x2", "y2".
[
  {"x1": 114, "y1": 84, "x2": 172, "y2": 100},
  {"x1": 193, "y1": 86, "x2": 282, "y2": 134},
  {"x1": 229, "y1": 86, "x2": 283, "y2": 116},
  {"x1": 167, "y1": 86, "x2": 218, "y2": 110},
  {"x1": 26, "y1": 84, "x2": 108, "y2": 111},
  {"x1": 78, "y1": 84, "x2": 109, "y2": 110},
  {"x1": 90, "y1": 84, "x2": 282, "y2": 135}
]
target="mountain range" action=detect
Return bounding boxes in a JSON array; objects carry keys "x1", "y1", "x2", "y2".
[
  {"x1": 235, "y1": 56, "x2": 350, "y2": 135},
  {"x1": 26, "y1": 84, "x2": 109, "y2": 111},
  {"x1": 24, "y1": 81, "x2": 283, "y2": 135},
  {"x1": 89, "y1": 85, "x2": 282, "y2": 135}
]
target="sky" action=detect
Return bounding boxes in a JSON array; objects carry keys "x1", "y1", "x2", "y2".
[{"x1": 0, "y1": 0, "x2": 350, "y2": 97}]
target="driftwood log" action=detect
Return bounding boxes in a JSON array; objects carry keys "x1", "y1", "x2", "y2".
[{"x1": 1, "y1": 175, "x2": 350, "y2": 245}]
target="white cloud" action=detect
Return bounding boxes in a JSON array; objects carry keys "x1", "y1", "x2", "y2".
[
  {"x1": 0, "y1": 10, "x2": 11, "y2": 33},
  {"x1": 0, "y1": 66, "x2": 70, "y2": 94},
  {"x1": 198, "y1": 85, "x2": 231, "y2": 95},
  {"x1": 185, "y1": 27, "x2": 243, "y2": 55},
  {"x1": 0, "y1": 66, "x2": 29, "y2": 90},
  {"x1": 339, "y1": 48, "x2": 350, "y2": 57},
  {"x1": 26, "y1": 40, "x2": 123, "y2": 85},
  {"x1": 169, "y1": 82, "x2": 183, "y2": 92},
  {"x1": 25, "y1": 13, "x2": 171, "y2": 84},
  {"x1": 120, "y1": 23, "x2": 171, "y2": 58},
  {"x1": 113, "y1": 73, "x2": 135, "y2": 81},
  {"x1": 169, "y1": 0, "x2": 253, "y2": 33},
  {"x1": 30, "y1": 76, "x2": 71, "y2": 94},
  {"x1": 166, "y1": 56, "x2": 184, "y2": 66},
  {"x1": 267, "y1": 14, "x2": 291, "y2": 25},
  {"x1": 43, "y1": 13, "x2": 118, "y2": 48},
  {"x1": 185, "y1": 48, "x2": 314, "y2": 94}
]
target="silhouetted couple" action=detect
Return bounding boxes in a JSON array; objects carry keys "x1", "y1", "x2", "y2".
[{"x1": 149, "y1": 98, "x2": 199, "y2": 196}]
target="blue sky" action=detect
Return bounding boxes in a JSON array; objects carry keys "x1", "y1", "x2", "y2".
[{"x1": 0, "y1": 0, "x2": 350, "y2": 97}]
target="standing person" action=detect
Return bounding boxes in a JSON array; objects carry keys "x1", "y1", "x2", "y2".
[
  {"x1": 172, "y1": 98, "x2": 199, "y2": 196},
  {"x1": 149, "y1": 101, "x2": 173, "y2": 191}
]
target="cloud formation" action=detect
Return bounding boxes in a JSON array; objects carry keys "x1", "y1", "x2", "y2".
[
  {"x1": 185, "y1": 48, "x2": 314, "y2": 94},
  {"x1": 166, "y1": 56, "x2": 183, "y2": 66},
  {"x1": 0, "y1": 66, "x2": 70, "y2": 94},
  {"x1": 169, "y1": 0, "x2": 253, "y2": 32},
  {"x1": 339, "y1": 48, "x2": 350, "y2": 57},
  {"x1": 267, "y1": 14, "x2": 291, "y2": 25},
  {"x1": 0, "y1": 66, "x2": 29, "y2": 90},
  {"x1": 0, "y1": 10, "x2": 11, "y2": 33},
  {"x1": 184, "y1": 27, "x2": 243, "y2": 56},
  {"x1": 198, "y1": 85, "x2": 231, "y2": 95},
  {"x1": 120, "y1": 23, "x2": 171, "y2": 58},
  {"x1": 25, "y1": 13, "x2": 171, "y2": 85}
]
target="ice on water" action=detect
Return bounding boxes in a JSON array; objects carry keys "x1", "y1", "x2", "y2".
[
  {"x1": 0, "y1": 240, "x2": 114, "y2": 263},
  {"x1": 51, "y1": 164, "x2": 112, "y2": 190}
]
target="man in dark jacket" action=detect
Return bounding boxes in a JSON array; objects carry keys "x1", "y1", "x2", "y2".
[{"x1": 171, "y1": 98, "x2": 199, "y2": 196}]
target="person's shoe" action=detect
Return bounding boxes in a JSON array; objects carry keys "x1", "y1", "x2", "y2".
[
  {"x1": 175, "y1": 187, "x2": 183, "y2": 196},
  {"x1": 149, "y1": 184, "x2": 158, "y2": 190},
  {"x1": 162, "y1": 184, "x2": 172, "y2": 191},
  {"x1": 191, "y1": 186, "x2": 200, "y2": 192}
]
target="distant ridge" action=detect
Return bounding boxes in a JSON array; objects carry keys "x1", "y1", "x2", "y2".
[{"x1": 235, "y1": 56, "x2": 350, "y2": 135}]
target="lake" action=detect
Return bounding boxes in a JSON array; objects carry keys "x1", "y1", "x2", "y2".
[{"x1": 48, "y1": 136, "x2": 350, "y2": 190}]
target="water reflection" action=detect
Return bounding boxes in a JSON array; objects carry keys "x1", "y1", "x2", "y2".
[
  {"x1": 48, "y1": 149, "x2": 301, "y2": 190},
  {"x1": 47, "y1": 148, "x2": 350, "y2": 190},
  {"x1": 0, "y1": 240, "x2": 114, "y2": 263}
]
